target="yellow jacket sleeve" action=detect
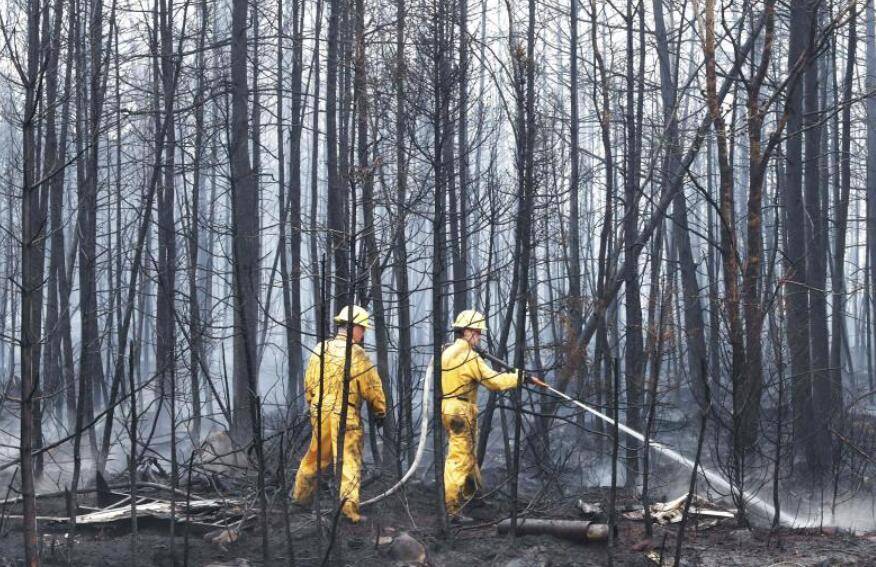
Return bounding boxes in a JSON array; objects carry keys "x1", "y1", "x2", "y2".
[
  {"x1": 474, "y1": 355, "x2": 520, "y2": 392},
  {"x1": 352, "y1": 347, "x2": 387, "y2": 418}
]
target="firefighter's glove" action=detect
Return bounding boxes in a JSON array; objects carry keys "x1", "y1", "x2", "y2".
[
  {"x1": 524, "y1": 373, "x2": 547, "y2": 388},
  {"x1": 373, "y1": 414, "x2": 386, "y2": 429}
]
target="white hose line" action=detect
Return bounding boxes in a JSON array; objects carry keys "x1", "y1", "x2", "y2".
[
  {"x1": 544, "y1": 384, "x2": 799, "y2": 526},
  {"x1": 360, "y1": 358, "x2": 433, "y2": 507},
  {"x1": 360, "y1": 357, "x2": 798, "y2": 526}
]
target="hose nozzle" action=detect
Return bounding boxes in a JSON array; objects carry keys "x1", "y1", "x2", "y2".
[{"x1": 527, "y1": 375, "x2": 548, "y2": 388}]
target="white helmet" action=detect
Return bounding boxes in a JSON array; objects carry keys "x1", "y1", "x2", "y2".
[
  {"x1": 334, "y1": 305, "x2": 372, "y2": 329},
  {"x1": 451, "y1": 309, "x2": 488, "y2": 332}
]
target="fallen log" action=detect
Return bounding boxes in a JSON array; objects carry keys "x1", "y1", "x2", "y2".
[
  {"x1": 6, "y1": 496, "x2": 249, "y2": 535},
  {"x1": 496, "y1": 519, "x2": 609, "y2": 542},
  {"x1": 0, "y1": 480, "x2": 201, "y2": 507},
  {"x1": 5, "y1": 514, "x2": 249, "y2": 536},
  {"x1": 65, "y1": 498, "x2": 243, "y2": 526}
]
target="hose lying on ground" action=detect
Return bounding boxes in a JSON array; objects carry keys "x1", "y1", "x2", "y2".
[{"x1": 360, "y1": 358, "x2": 434, "y2": 507}]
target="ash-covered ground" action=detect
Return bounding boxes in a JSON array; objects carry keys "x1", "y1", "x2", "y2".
[
  {"x1": 2, "y1": 403, "x2": 876, "y2": 566},
  {"x1": 2, "y1": 461, "x2": 876, "y2": 567}
]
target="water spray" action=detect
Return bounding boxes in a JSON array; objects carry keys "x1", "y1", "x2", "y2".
[
  {"x1": 477, "y1": 350, "x2": 800, "y2": 527},
  {"x1": 359, "y1": 349, "x2": 801, "y2": 527}
]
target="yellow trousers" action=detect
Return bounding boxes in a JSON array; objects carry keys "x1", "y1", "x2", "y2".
[
  {"x1": 293, "y1": 412, "x2": 364, "y2": 522},
  {"x1": 442, "y1": 400, "x2": 481, "y2": 516}
]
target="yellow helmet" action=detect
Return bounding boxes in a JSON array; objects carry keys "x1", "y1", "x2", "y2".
[
  {"x1": 451, "y1": 309, "x2": 488, "y2": 332},
  {"x1": 335, "y1": 305, "x2": 372, "y2": 329}
]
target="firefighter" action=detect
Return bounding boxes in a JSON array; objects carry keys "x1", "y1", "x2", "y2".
[
  {"x1": 441, "y1": 309, "x2": 530, "y2": 523},
  {"x1": 292, "y1": 305, "x2": 387, "y2": 523}
]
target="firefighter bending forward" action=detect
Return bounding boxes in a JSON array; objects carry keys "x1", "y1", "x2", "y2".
[
  {"x1": 293, "y1": 305, "x2": 387, "y2": 523},
  {"x1": 442, "y1": 309, "x2": 524, "y2": 523}
]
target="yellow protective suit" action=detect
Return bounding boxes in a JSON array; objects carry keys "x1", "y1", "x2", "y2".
[
  {"x1": 441, "y1": 338, "x2": 520, "y2": 516},
  {"x1": 292, "y1": 335, "x2": 387, "y2": 522}
]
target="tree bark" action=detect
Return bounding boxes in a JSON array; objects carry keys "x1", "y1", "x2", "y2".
[
  {"x1": 393, "y1": 0, "x2": 414, "y2": 466},
  {"x1": 830, "y1": 0, "x2": 854, "y2": 455},
  {"x1": 432, "y1": 0, "x2": 449, "y2": 531},
  {"x1": 186, "y1": 0, "x2": 210, "y2": 444},
  {"x1": 40, "y1": 0, "x2": 68, "y2": 428},
  {"x1": 621, "y1": 0, "x2": 646, "y2": 489},
  {"x1": 20, "y1": 0, "x2": 44, "y2": 559},
  {"x1": 566, "y1": 0, "x2": 583, "y2": 387},
  {"x1": 326, "y1": 0, "x2": 349, "y2": 312},
  {"x1": 802, "y1": 0, "x2": 832, "y2": 474},
  {"x1": 231, "y1": 0, "x2": 260, "y2": 442},
  {"x1": 155, "y1": 0, "x2": 177, "y2": 436},
  {"x1": 784, "y1": 0, "x2": 815, "y2": 466},
  {"x1": 78, "y1": 0, "x2": 110, "y2": 463},
  {"x1": 309, "y1": 0, "x2": 325, "y2": 335},
  {"x1": 455, "y1": 0, "x2": 471, "y2": 314},
  {"x1": 279, "y1": 0, "x2": 305, "y2": 412}
]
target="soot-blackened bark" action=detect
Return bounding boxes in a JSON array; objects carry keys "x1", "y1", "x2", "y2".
[{"x1": 230, "y1": 0, "x2": 260, "y2": 442}]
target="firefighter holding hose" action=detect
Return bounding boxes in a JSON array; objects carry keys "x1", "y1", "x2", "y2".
[
  {"x1": 442, "y1": 309, "x2": 542, "y2": 523},
  {"x1": 292, "y1": 305, "x2": 387, "y2": 523}
]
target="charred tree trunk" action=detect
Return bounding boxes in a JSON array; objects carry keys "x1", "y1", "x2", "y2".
[
  {"x1": 622, "y1": 0, "x2": 645, "y2": 489},
  {"x1": 456, "y1": 0, "x2": 471, "y2": 314},
  {"x1": 40, "y1": 0, "x2": 67, "y2": 428},
  {"x1": 393, "y1": 0, "x2": 414, "y2": 466},
  {"x1": 867, "y1": 0, "x2": 876, "y2": 402},
  {"x1": 280, "y1": 0, "x2": 305, "y2": 411},
  {"x1": 432, "y1": 0, "x2": 449, "y2": 532},
  {"x1": 830, "y1": 0, "x2": 854, "y2": 453},
  {"x1": 231, "y1": 0, "x2": 260, "y2": 442},
  {"x1": 186, "y1": 0, "x2": 209, "y2": 444},
  {"x1": 803, "y1": 0, "x2": 832, "y2": 474},
  {"x1": 326, "y1": 0, "x2": 349, "y2": 311},
  {"x1": 57, "y1": 0, "x2": 76, "y2": 432},
  {"x1": 20, "y1": 0, "x2": 44, "y2": 559},
  {"x1": 566, "y1": 0, "x2": 583, "y2": 383},
  {"x1": 78, "y1": 0, "x2": 108, "y2": 463},
  {"x1": 785, "y1": 0, "x2": 814, "y2": 466},
  {"x1": 156, "y1": 0, "x2": 177, "y2": 436},
  {"x1": 309, "y1": 0, "x2": 325, "y2": 334},
  {"x1": 831, "y1": 12, "x2": 855, "y2": 403},
  {"x1": 509, "y1": 0, "x2": 536, "y2": 418}
]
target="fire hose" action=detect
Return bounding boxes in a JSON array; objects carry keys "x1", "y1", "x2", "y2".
[
  {"x1": 360, "y1": 358, "x2": 434, "y2": 507},
  {"x1": 361, "y1": 349, "x2": 795, "y2": 526},
  {"x1": 477, "y1": 350, "x2": 797, "y2": 526}
]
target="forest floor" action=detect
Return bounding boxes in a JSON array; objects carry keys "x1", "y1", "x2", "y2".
[{"x1": 1, "y1": 473, "x2": 876, "y2": 567}]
